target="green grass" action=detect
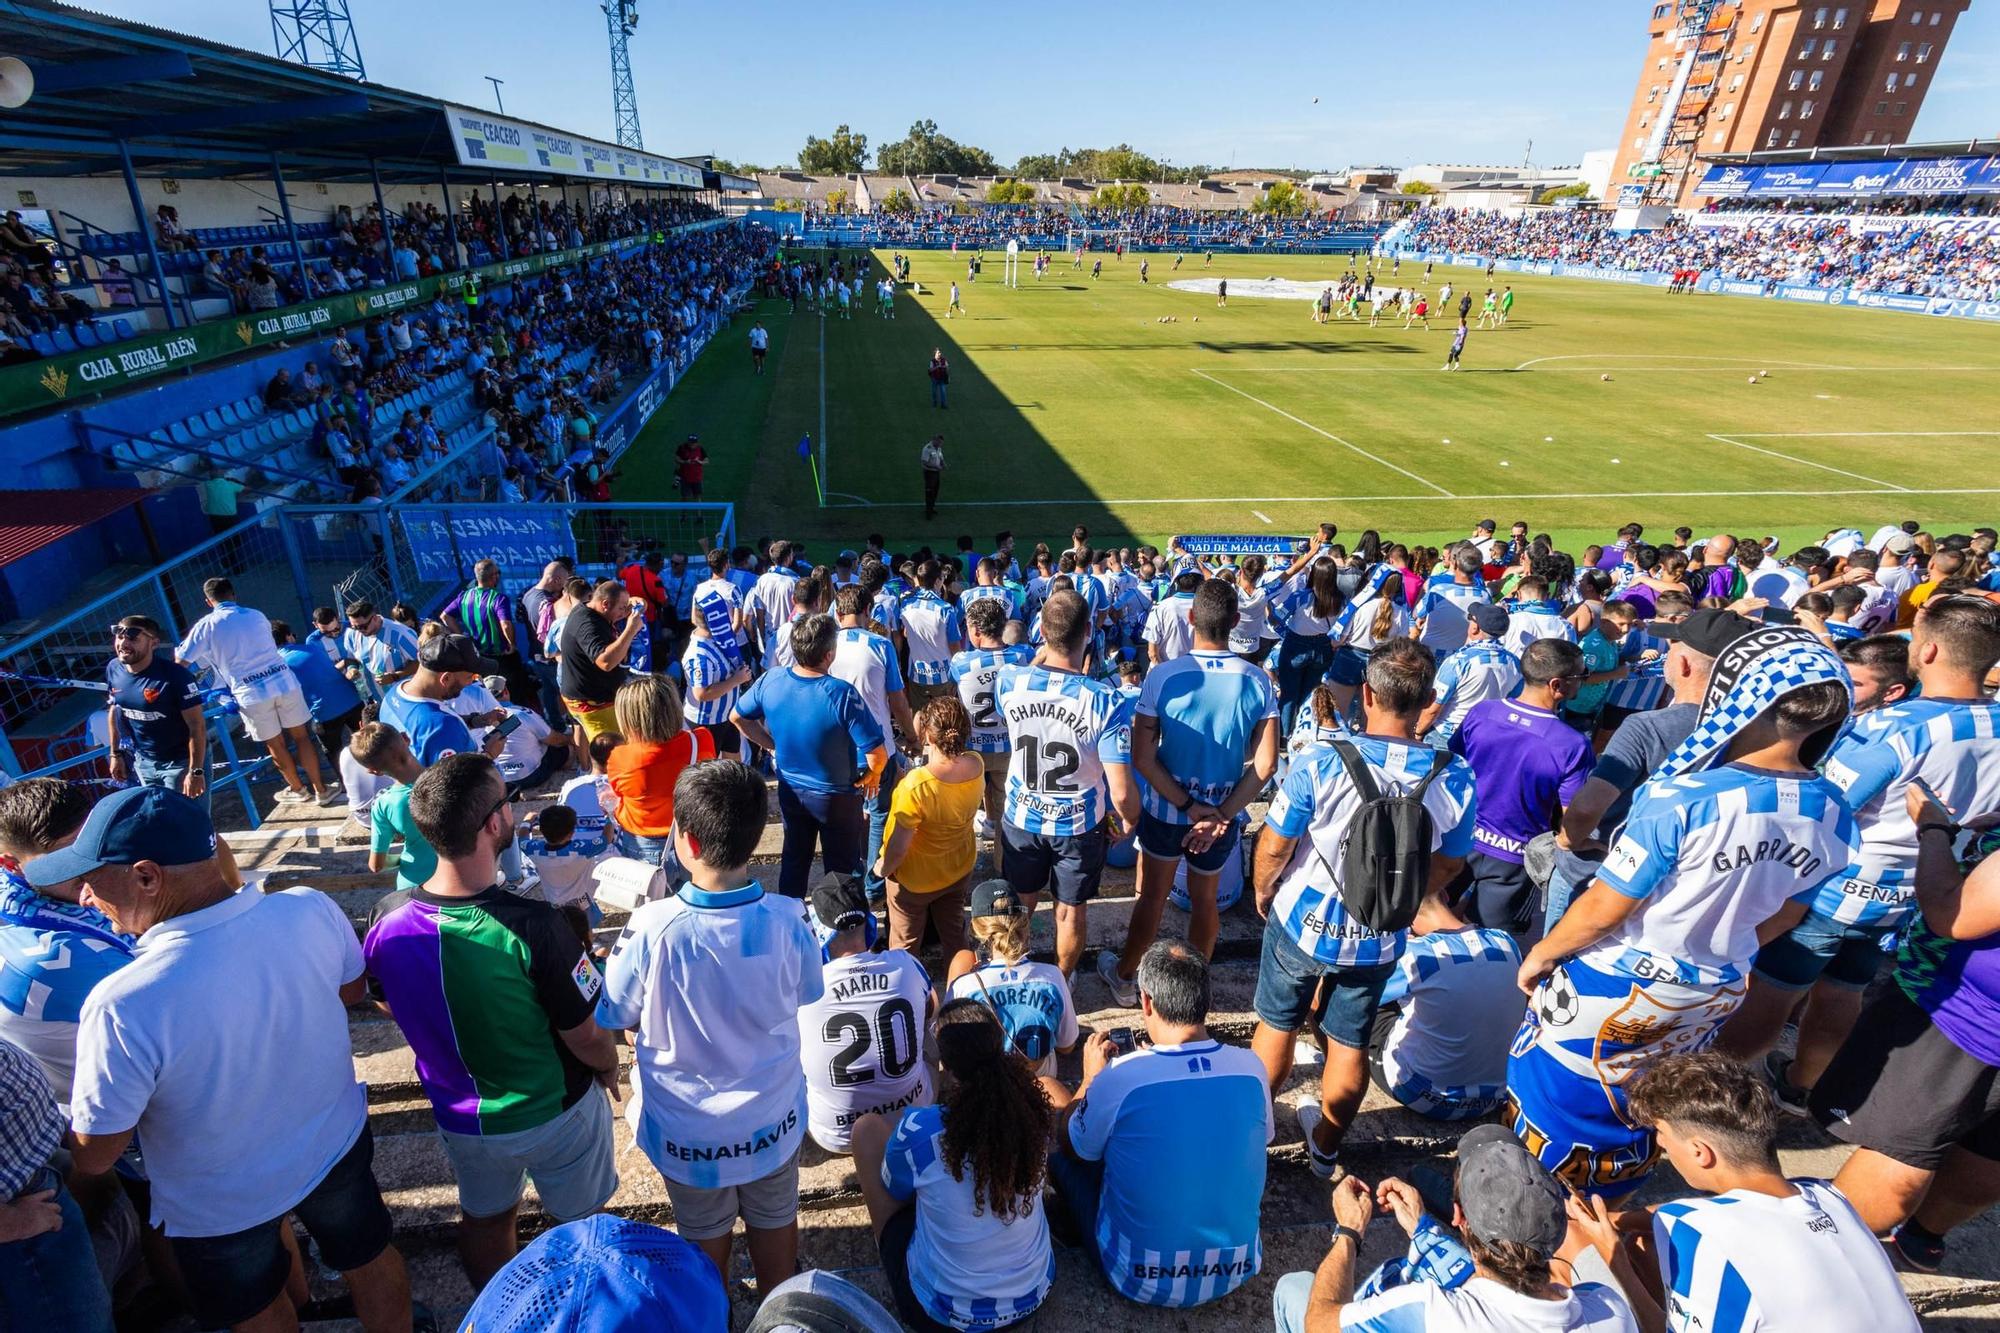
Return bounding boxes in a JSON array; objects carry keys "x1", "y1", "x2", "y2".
[{"x1": 620, "y1": 249, "x2": 2000, "y2": 554}]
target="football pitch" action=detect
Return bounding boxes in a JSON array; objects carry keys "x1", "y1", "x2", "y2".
[{"x1": 618, "y1": 249, "x2": 2000, "y2": 551}]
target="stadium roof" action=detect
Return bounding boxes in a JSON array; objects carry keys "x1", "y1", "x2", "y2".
[
  {"x1": 1702, "y1": 137, "x2": 2000, "y2": 166},
  {"x1": 0, "y1": 0, "x2": 703, "y2": 186}
]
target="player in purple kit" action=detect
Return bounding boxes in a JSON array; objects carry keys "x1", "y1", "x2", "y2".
[{"x1": 1448, "y1": 641, "x2": 1595, "y2": 934}]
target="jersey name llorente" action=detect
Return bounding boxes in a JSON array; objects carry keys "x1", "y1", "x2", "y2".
[{"x1": 995, "y1": 665, "x2": 1132, "y2": 836}]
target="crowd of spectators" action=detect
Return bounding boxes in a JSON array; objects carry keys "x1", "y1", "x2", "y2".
[
  {"x1": 794, "y1": 204, "x2": 1378, "y2": 252},
  {"x1": 1394, "y1": 204, "x2": 2000, "y2": 300}
]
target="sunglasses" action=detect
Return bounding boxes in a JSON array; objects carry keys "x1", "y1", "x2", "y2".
[{"x1": 110, "y1": 626, "x2": 153, "y2": 641}]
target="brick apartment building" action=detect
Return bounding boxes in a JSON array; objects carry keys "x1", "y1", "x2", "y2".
[{"x1": 1608, "y1": 0, "x2": 1969, "y2": 207}]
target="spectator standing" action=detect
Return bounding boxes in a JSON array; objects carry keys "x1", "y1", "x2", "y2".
[
  {"x1": 274, "y1": 619, "x2": 366, "y2": 769},
  {"x1": 104, "y1": 613, "x2": 208, "y2": 808},
  {"x1": 54, "y1": 787, "x2": 413, "y2": 1332},
  {"x1": 920, "y1": 434, "x2": 946, "y2": 519},
  {"x1": 1049, "y1": 943, "x2": 1273, "y2": 1310},
  {"x1": 0, "y1": 1032, "x2": 114, "y2": 1332},
  {"x1": 353, "y1": 723, "x2": 438, "y2": 892},
  {"x1": 176, "y1": 576, "x2": 333, "y2": 805},
  {"x1": 732, "y1": 614, "x2": 888, "y2": 899},
  {"x1": 559, "y1": 580, "x2": 645, "y2": 742},
  {"x1": 343, "y1": 599, "x2": 421, "y2": 700},
  {"x1": 948, "y1": 597, "x2": 1035, "y2": 841},
  {"x1": 876, "y1": 696, "x2": 985, "y2": 961},
  {"x1": 364, "y1": 754, "x2": 620, "y2": 1287},
  {"x1": 1412, "y1": 544, "x2": 1492, "y2": 656},
  {"x1": 1448, "y1": 640, "x2": 1595, "y2": 933},
  {"x1": 1416, "y1": 603, "x2": 1520, "y2": 747},
  {"x1": 597, "y1": 762, "x2": 824, "y2": 1295},
  {"x1": 445, "y1": 560, "x2": 537, "y2": 706},
  {"x1": 927, "y1": 350, "x2": 949, "y2": 410},
  {"x1": 832, "y1": 585, "x2": 918, "y2": 898},
  {"x1": 379, "y1": 633, "x2": 502, "y2": 766},
  {"x1": 606, "y1": 675, "x2": 715, "y2": 868},
  {"x1": 799, "y1": 874, "x2": 937, "y2": 1153},
  {"x1": 851, "y1": 999, "x2": 1056, "y2": 1332},
  {"x1": 1251, "y1": 640, "x2": 1477, "y2": 1180}
]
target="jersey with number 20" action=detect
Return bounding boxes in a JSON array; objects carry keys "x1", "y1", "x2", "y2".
[{"x1": 995, "y1": 665, "x2": 1133, "y2": 836}]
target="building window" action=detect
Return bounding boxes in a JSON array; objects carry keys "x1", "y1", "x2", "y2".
[
  {"x1": 1911, "y1": 9, "x2": 1924, "y2": 22},
  {"x1": 1862, "y1": 130, "x2": 1876, "y2": 144},
  {"x1": 1813, "y1": 6, "x2": 1828, "y2": 28},
  {"x1": 1730, "y1": 73, "x2": 1744, "y2": 90},
  {"x1": 1768, "y1": 128, "x2": 1783, "y2": 147},
  {"x1": 1833, "y1": 6, "x2": 1848, "y2": 27},
  {"x1": 1714, "y1": 129, "x2": 1728, "y2": 144},
  {"x1": 1788, "y1": 130, "x2": 1802, "y2": 147},
  {"x1": 1789, "y1": 69, "x2": 1804, "y2": 89},
  {"x1": 1658, "y1": 56, "x2": 1670, "y2": 69},
  {"x1": 1906, "y1": 72, "x2": 1919, "y2": 88},
  {"x1": 1778, "y1": 99, "x2": 1794, "y2": 119},
  {"x1": 1932, "y1": 11, "x2": 1942, "y2": 24},
  {"x1": 1653, "y1": 2, "x2": 1670, "y2": 16},
  {"x1": 1895, "y1": 101, "x2": 1908, "y2": 115},
  {"x1": 1799, "y1": 36, "x2": 1818, "y2": 57},
  {"x1": 1887, "y1": 73, "x2": 1900, "y2": 92},
  {"x1": 1750, "y1": 12, "x2": 1765, "y2": 32},
  {"x1": 1918, "y1": 42, "x2": 1934, "y2": 63},
  {"x1": 1801, "y1": 100, "x2": 1816, "y2": 118},
  {"x1": 1809, "y1": 69, "x2": 1824, "y2": 90},
  {"x1": 1822, "y1": 39, "x2": 1836, "y2": 58},
  {"x1": 1639, "y1": 116, "x2": 1650, "y2": 129},
  {"x1": 1876, "y1": 100, "x2": 1889, "y2": 114},
  {"x1": 1897, "y1": 40, "x2": 1912, "y2": 60},
  {"x1": 1721, "y1": 100, "x2": 1735, "y2": 119}
]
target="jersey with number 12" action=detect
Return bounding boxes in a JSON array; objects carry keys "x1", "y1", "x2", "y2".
[{"x1": 995, "y1": 664, "x2": 1132, "y2": 836}]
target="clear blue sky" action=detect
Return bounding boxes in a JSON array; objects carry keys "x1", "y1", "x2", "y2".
[{"x1": 81, "y1": 0, "x2": 2000, "y2": 169}]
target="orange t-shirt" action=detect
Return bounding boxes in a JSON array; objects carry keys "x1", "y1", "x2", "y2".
[{"x1": 606, "y1": 728, "x2": 715, "y2": 837}]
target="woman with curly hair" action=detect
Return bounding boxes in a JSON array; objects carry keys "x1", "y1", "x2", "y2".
[{"x1": 851, "y1": 998, "x2": 1056, "y2": 1332}]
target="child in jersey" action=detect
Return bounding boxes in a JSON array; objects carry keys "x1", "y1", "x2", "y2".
[
  {"x1": 557, "y1": 732, "x2": 619, "y2": 857},
  {"x1": 946, "y1": 881, "x2": 1079, "y2": 1079},
  {"x1": 1567, "y1": 1052, "x2": 1919, "y2": 1332},
  {"x1": 518, "y1": 803, "x2": 601, "y2": 948},
  {"x1": 799, "y1": 873, "x2": 935, "y2": 1154}
]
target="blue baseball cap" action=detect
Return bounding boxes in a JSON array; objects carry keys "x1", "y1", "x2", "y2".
[
  {"x1": 459, "y1": 1216, "x2": 728, "y2": 1333},
  {"x1": 23, "y1": 785, "x2": 217, "y2": 888}
]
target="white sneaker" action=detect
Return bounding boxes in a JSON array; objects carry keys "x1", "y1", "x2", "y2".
[
  {"x1": 1096, "y1": 950, "x2": 1138, "y2": 1008},
  {"x1": 314, "y1": 786, "x2": 344, "y2": 808},
  {"x1": 1295, "y1": 1103, "x2": 1341, "y2": 1180},
  {"x1": 273, "y1": 787, "x2": 312, "y2": 805}
]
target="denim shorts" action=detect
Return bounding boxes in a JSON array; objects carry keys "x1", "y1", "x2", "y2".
[
  {"x1": 1252, "y1": 925, "x2": 1394, "y2": 1050},
  {"x1": 1136, "y1": 809, "x2": 1240, "y2": 874},
  {"x1": 1326, "y1": 645, "x2": 1370, "y2": 688},
  {"x1": 170, "y1": 1124, "x2": 392, "y2": 1329},
  {"x1": 1754, "y1": 909, "x2": 1890, "y2": 991},
  {"x1": 438, "y1": 1088, "x2": 616, "y2": 1221}
]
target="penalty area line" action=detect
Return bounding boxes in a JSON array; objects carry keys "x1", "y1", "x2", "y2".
[
  {"x1": 1704, "y1": 434, "x2": 1909, "y2": 492},
  {"x1": 1188, "y1": 367, "x2": 1455, "y2": 497}
]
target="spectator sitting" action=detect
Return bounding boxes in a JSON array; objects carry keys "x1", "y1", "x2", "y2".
[
  {"x1": 605, "y1": 675, "x2": 714, "y2": 869},
  {"x1": 1046, "y1": 942, "x2": 1273, "y2": 1310},
  {"x1": 851, "y1": 998, "x2": 1057, "y2": 1332},
  {"x1": 244, "y1": 262, "x2": 282, "y2": 311},
  {"x1": 558, "y1": 731, "x2": 619, "y2": 857},
  {"x1": 945, "y1": 881, "x2": 1079, "y2": 1078},
  {"x1": 481, "y1": 674, "x2": 570, "y2": 797},
  {"x1": 1368, "y1": 897, "x2": 1524, "y2": 1122},
  {"x1": 364, "y1": 753, "x2": 620, "y2": 1288},
  {"x1": 596, "y1": 760, "x2": 823, "y2": 1295},
  {"x1": 53, "y1": 787, "x2": 414, "y2": 1333},
  {"x1": 354, "y1": 722, "x2": 437, "y2": 893},
  {"x1": 799, "y1": 873, "x2": 937, "y2": 1154},
  {"x1": 456, "y1": 1215, "x2": 729, "y2": 1330}
]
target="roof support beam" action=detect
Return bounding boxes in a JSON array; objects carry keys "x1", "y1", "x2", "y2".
[
  {"x1": 27, "y1": 52, "x2": 195, "y2": 94},
  {"x1": 110, "y1": 91, "x2": 369, "y2": 141}
]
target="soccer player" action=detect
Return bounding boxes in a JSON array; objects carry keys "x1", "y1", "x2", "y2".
[
  {"x1": 1216, "y1": 278, "x2": 1227, "y2": 307},
  {"x1": 1139, "y1": 259, "x2": 1149, "y2": 284},
  {"x1": 749, "y1": 320, "x2": 769, "y2": 373},
  {"x1": 1726, "y1": 596, "x2": 2000, "y2": 1104},
  {"x1": 946, "y1": 280, "x2": 963, "y2": 318},
  {"x1": 950, "y1": 598, "x2": 1035, "y2": 840},
  {"x1": 1567, "y1": 1052, "x2": 1920, "y2": 1332},
  {"x1": 1508, "y1": 626, "x2": 1856, "y2": 1200},
  {"x1": 1499, "y1": 286, "x2": 1515, "y2": 323},
  {"x1": 799, "y1": 874, "x2": 935, "y2": 1154},
  {"x1": 1252, "y1": 640, "x2": 1477, "y2": 1179},
  {"x1": 1478, "y1": 288, "x2": 1499, "y2": 329},
  {"x1": 1438, "y1": 280, "x2": 1452, "y2": 313},
  {"x1": 1442, "y1": 318, "x2": 1469, "y2": 370},
  {"x1": 1106, "y1": 582, "x2": 1280, "y2": 1002},
  {"x1": 994, "y1": 590, "x2": 1137, "y2": 979},
  {"x1": 1091, "y1": 258, "x2": 1103, "y2": 281}
]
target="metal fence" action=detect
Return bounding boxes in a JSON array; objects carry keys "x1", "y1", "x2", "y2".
[{"x1": 0, "y1": 499, "x2": 733, "y2": 782}]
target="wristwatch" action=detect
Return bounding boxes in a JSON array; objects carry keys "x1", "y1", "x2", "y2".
[
  {"x1": 1331, "y1": 1224, "x2": 1363, "y2": 1251},
  {"x1": 1176, "y1": 791, "x2": 1195, "y2": 814},
  {"x1": 1918, "y1": 820, "x2": 1960, "y2": 840}
]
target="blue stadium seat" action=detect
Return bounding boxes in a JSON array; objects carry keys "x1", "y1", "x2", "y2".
[
  {"x1": 200, "y1": 408, "x2": 227, "y2": 436},
  {"x1": 168, "y1": 420, "x2": 195, "y2": 446},
  {"x1": 29, "y1": 331, "x2": 56, "y2": 357},
  {"x1": 73, "y1": 323, "x2": 98, "y2": 348},
  {"x1": 112, "y1": 317, "x2": 135, "y2": 340},
  {"x1": 50, "y1": 326, "x2": 77, "y2": 353},
  {"x1": 219, "y1": 401, "x2": 244, "y2": 427}
]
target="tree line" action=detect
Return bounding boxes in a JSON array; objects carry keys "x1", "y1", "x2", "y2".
[{"x1": 727, "y1": 122, "x2": 1256, "y2": 183}]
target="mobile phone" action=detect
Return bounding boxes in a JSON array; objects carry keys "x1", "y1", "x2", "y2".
[
  {"x1": 488, "y1": 712, "x2": 523, "y2": 740},
  {"x1": 1910, "y1": 775, "x2": 1955, "y2": 819},
  {"x1": 1107, "y1": 1027, "x2": 1136, "y2": 1054}
]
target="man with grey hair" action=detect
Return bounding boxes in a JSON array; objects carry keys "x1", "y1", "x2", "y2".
[
  {"x1": 1046, "y1": 943, "x2": 1273, "y2": 1309},
  {"x1": 733, "y1": 613, "x2": 888, "y2": 898}
]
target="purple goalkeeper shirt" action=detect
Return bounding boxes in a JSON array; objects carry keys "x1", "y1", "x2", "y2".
[{"x1": 1449, "y1": 698, "x2": 1595, "y2": 864}]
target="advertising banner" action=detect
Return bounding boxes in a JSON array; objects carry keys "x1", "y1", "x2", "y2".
[
  {"x1": 1842, "y1": 290, "x2": 1932, "y2": 313},
  {"x1": 445, "y1": 106, "x2": 704, "y2": 188},
  {"x1": 1810, "y1": 161, "x2": 1902, "y2": 197},
  {"x1": 1884, "y1": 156, "x2": 1999, "y2": 196},
  {"x1": 1747, "y1": 164, "x2": 1827, "y2": 197},
  {"x1": 1693, "y1": 165, "x2": 1758, "y2": 197},
  {"x1": 400, "y1": 506, "x2": 578, "y2": 582}
]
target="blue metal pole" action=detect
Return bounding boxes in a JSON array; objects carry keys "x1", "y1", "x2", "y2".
[
  {"x1": 117, "y1": 139, "x2": 178, "y2": 330},
  {"x1": 271, "y1": 152, "x2": 314, "y2": 298},
  {"x1": 369, "y1": 157, "x2": 388, "y2": 242}
]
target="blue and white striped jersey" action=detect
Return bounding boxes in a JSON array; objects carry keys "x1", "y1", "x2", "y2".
[
  {"x1": 958, "y1": 584, "x2": 1015, "y2": 621},
  {"x1": 1065, "y1": 1040, "x2": 1272, "y2": 1309},
  {"x1": 1604, "y1": 625, "x2": 1670, "y2": 712},
  {"x1": 680, "y1": 637, "x2": 741, "y2": 727},
  {"x1": 1265, "y1": 737, "x2": 1477, "y2": 968},
  {"x1": 1501, "y1": 603, "x2": 1578, "y2": 658},
  {"x1": 1809, "y1": 699, "x2": 2000, "y2": 929},
  {"x1": 1134, "y1": 651, "x2": 1277, "y2": 824},
  {"x1": 870, "y1": 585, "x2": 904, "y2": 633},
  {"x1": 1377, "y1": 928, "x2": 1522, "y2": 1121},
  {"x1": 1339, "y1": 1277, "x2": 1636, "y2": 1332},
  {"x1": 1414, "y1": 576, "x2": 1490, "y2": 654},
  {"x1": 949, "y1": 645, "x2": 1035, "y2": 754},
  {"x1": 1586, "y1": 766, "x2": 1857, "y2": 985},
  {"x1": 881, "y1": 1104, "x2": 1055, "y2": 1330},
  {"x1": 898, "y1": 592, "x2": 963, "y2": 686},
  {"x1": 1652, "y1": 1181, "x2": 1918, "y2": 1333},
  {"x1": 831, "y1": 627, "x2": 906, "y2": 745},
  {"x1": 746, "y1": 568, "x2": 799, "y2": 653},
  {"x1": 1428, "y1": 640, "x2": 1522, "y2": 745},
  {"x1": 996, "y1": 665, "x2": 1133, "y2": 836}
]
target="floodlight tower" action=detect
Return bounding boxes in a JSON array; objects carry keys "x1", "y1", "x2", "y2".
[
  {"x1": 269, "y1": 0, "x2": 367, "y2": 80},
  {"x1": 604, "y1": 1, "x2": 644, "y2": 149},
  {"x1": 1636, "y1": 0, "x2": 1734, "y2": 204}
]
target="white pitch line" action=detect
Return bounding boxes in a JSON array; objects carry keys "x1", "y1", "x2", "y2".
[
  {"x1": 1704, "y1": 433, "x2": 1909, "y2": 492},
  {"x1": 1188, "y1": 368, "x2": 1455, "y2": 497},
  {"x1": 1511, "y1": 353, "x2": 2000, "y2": 373},
  {"x1": 1728, "y1": 430, "x2": 2000, "y2": 439},
  {"x1": 1252, "y1": 510, "x2": 1274, "y2": 525},
  {"x1": 818, "y1": 486, "x2": 2000, "y2": 510}
]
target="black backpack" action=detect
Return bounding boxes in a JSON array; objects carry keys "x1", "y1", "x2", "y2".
[{"x1": 1322, "y1": 739, "x2": 1443, "y2": 934}]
